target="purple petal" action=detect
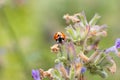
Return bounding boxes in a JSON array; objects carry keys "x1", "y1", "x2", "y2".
[
  {"x1": 105, "y1": 46, "x2": 118, "y2": 54},
  {"x1": 65, "y1": 67, "x2": 70, "y2": 75},
  {"x1": 65, "y1": 42, "x2": 76, "y2": 57},
  {"x1": 55, "y1": 63, "x2": 63, "y2": 72},
  {"x1": 115, "y1": 38, "x2": 120, "y2": 48},
  {"x1": 32, "y1": 69, "x2": 40, "y2": 80},
  {"x1": 74, "y1": 58, "x2": 80, "y2": 63},
  {"x1": 81, "y1": 67, "x2": 87, "y2": 74},
  {"x1": 55, "y1": 63, "x2": 68, "y2": 78},
  {"x1": 69, "y1": 42, "x2": 76, "y2": 57}
]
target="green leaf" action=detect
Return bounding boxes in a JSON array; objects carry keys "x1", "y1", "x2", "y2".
[{"x1": 89, "y1": 14, "x2": 101, "y2": 26}]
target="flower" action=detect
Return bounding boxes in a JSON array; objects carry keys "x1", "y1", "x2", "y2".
[
  {"x1": 115, "y1": 38, "x2": 120, "y2": 48},
  {"x1": 81, "y1": 67, "x2": 87, "y2": 74},
  {"x1": 105, "y1": 38, "x2": 120, "y2": 56},
  {"x1": 105, "y1": 46, "x2": 118, "y2": 54},
  {"x1": 32, "y1": 69, "x2": 41, "y2": 80}
]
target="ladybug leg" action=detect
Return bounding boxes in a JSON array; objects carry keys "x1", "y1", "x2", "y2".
[
  {"x1": 56, "y1": 40, "x2": 59, "y2": 43},
  {"x1": 62, "y1": 38, "x2": 65, "y2": 43}
]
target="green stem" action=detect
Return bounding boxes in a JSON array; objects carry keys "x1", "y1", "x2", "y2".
[
  {"x1": 96, "y1": 53, "x2": 106, "y2": 65},
  {"x1": 83, "y1": 25, "x2": 90, "y2": 53}
]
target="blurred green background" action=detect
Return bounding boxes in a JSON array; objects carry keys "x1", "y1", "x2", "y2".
[{"x1": 0, "y1": 0, "x2": 120, "y2": 80}]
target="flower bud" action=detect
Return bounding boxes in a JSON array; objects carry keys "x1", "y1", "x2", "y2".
[
  {"x1": 55, "y1": 59, "x2": 60, "y2": 64},
  {"x1": 96, "y1": 70, "x2": 108, "y2": 78}
]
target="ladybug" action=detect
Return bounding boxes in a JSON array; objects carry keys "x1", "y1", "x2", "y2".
[{"x1": 54, "y1": 32, "x2": 66, "y2": 43}]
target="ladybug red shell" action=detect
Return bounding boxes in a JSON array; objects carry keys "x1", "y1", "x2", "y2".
[{"x1": 54, "y1": 32, "x2": 66, "y2": 43}]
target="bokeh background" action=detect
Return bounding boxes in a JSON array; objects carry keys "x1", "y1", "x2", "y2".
[{"x1": 0, "y1": 0, "x2": 120, "y2": 80}]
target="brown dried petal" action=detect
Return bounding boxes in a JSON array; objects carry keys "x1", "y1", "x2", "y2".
[
  {"x1": 118, "y1": 52, "x2": 120, "y2": 57},
  {"x1": 60, "y1": 66, "x2": 69, "y2": 79},
  {"x1": 90, "y1": 30, "x2": 97, "y2": 36},
  {"x1": 78, "y1": 52, "x2": 89, "y2": 63},
  {"x1": 39, "y1": 68, "x2": 53, "y2": 80},
  {"x1": 56, "y1": 63, "x2": 69, "y2": 79},
  {"x1": 63, "y1": 14, "x2": 80, "y2": 23},
  {"x1": 75, "y1": 62, "x2": 82, "y2": 78},
  {"x1": 63, "y1": 14, "x2": 71, "y2": 23},
  {"x1": 71, "y1": 17, "x2": 80, "y2": 23},
  {"x1": 95, "y1": 31, "x2": 107, "y2": 37},
  {"x1": 107, "y1": 59, "x2": 116, "y2": 74},
  {"x1": 89, "y1": 51, "x2": 100, "y2": 62},
  {"x1": 51, "y1": 44, "x2": 59, "y2": 53}
]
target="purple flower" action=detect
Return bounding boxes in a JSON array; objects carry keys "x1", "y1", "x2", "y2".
[
  {"x1": 105, "y1": 38, "x2": 120, "y2": 56},
  {"x1": 105, "y1": 46, "x2": 118, "y2": 54},
  {"x1": 115, "y1": 38, "x2": 120, "y2": 48},
  {"x1": 81, "y1": 67, "x2": 87, "y2": 74},
  {"x1": 32, "y1": 69, "x2": 41, "y2": 80}
]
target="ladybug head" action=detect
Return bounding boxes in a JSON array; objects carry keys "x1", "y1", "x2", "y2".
[{"x1": 54, "y1": 32, "x2": 66, "y2": 43}]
